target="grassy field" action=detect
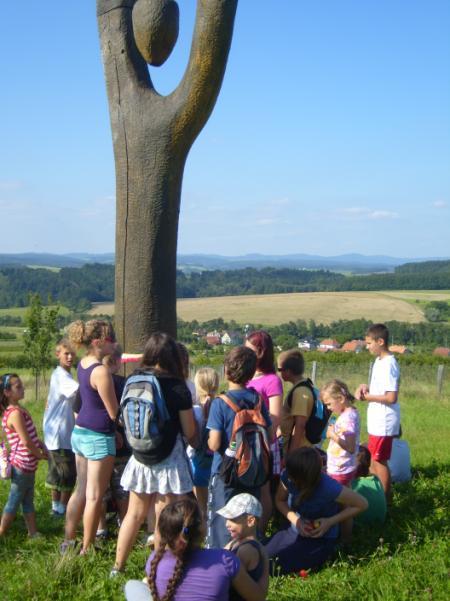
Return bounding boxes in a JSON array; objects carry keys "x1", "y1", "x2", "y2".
[
  {"x1": 0, "y1": 365, "x2": 448, "y2": 600},
  {"x1": 90, "y1": 290, "x2": 450, "y2": 325}
]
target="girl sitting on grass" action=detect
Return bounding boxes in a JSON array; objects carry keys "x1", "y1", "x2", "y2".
[
  {"x1": 125, "y1": 498, "x2": 267, "y2": 601},
  {"x1": 0, "y1": 373, "x2": 48, "y2": 538},
  {"x1": 264, "y1": 447, "x2": 367, "y2": 575}
]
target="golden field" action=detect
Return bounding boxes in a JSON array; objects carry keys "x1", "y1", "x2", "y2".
[{"x1": 89, "y1": 290, "x2": 450, "y2": 325}]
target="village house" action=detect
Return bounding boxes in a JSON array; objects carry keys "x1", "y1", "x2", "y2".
[
  {"x1": 433, "y1": 347, "x2": 450, "y2": 357},
  {"x1": 389, "y1": 344, "x2": 413, "y2": 355},
  {"x1": 319, "y1": 338, "x2": 340, "y2": 352},
  {"x1": 341, "y1": 339, "x2": 366, "y2": 353},
  {"x1": 298, "y1": 338, "x2": 318, "y2": 351},
  {"x1": 221, "y1": 331, "x2": 243, "y2": 345},
  {"x1": 205, "y1": 330, "x2": 222, "y2": 346}
]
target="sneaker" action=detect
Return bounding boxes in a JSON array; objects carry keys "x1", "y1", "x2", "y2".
[
  {"x1": 146, "y1": 533, "x2": 155, "y2": 547},
  {"x1": 60, "y1": 539, "x2": 76, "y2": 555},
  {"x1": 29, "y1": 532, "x2": 43, "y2": 539},
  {"x1": 95, "y1": 528, "x2": 109, "y2": 540},
  {"x1": 109, "y1": 568, "x2": 122, "y2": 579},
  {"x1": 50, "y1": 509, "x2": 65, "y2": 518}
]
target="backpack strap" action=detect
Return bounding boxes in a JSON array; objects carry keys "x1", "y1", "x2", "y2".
[
  {"x1": 286, "y1": 379, "x2": 316, "y2": 410},
  {"x1": 219, "y1": 394, "x2": 240, "y2": 414}
]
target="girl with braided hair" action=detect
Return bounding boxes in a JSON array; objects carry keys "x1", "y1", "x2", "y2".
[{"x1": 125, "y1": 498, "x2": 266, "y2": 601}]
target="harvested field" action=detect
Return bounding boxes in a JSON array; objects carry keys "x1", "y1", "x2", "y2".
[{"x1": 87, "y1": 290, "x2": 450, "y2": 325}]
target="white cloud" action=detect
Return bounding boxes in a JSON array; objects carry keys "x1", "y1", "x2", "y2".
[
  {"x1": 432, "y1": 200, "x2": 448, "y2": 208},
  {"x1": 338, "y1": 207, "x2": 398, "y2": 220}
]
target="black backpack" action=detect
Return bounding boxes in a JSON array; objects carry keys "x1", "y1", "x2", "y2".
[{"x1": 286, "y1": 378, "x2": 331, "y2": 444}]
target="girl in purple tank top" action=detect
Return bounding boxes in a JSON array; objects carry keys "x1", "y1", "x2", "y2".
[{"x1": 60, "y1": 319, "x2": 119, "y2": 555}]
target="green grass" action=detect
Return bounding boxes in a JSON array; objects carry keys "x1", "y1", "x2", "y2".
[{"x1": 0, "y1": 369, "x2": 449, "y2": 600}]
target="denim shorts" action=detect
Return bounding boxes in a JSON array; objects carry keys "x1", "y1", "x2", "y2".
[
  {"x1": 4, "y1": 466, "x2": 36, "y2": 515},
  {"x1": 71, "y1": 426, "x2": 116, "y2": 460}
]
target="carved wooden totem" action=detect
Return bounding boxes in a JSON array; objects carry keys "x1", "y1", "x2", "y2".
[{"x1": 97, "y1": 0, "x2": 238, "y2": 350}]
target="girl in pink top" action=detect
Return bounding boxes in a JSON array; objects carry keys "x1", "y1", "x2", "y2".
[
  {"x1": 245, "y1": 330, "x2": 283, "y2": 531},
  {"x1": 0, "y1": 373, "x2": 48, "y2": 537},
  {"x1": 322, "y1": 379, "x2": 360, "y2": 486}
]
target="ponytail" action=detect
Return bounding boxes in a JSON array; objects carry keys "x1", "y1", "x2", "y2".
[{"x1": 147, "y1": 499, "x2": 203, "y2": 601}]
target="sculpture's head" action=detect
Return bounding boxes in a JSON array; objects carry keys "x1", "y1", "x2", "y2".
[{"x1": 132, "y1": 0, "x2": 179, "y2": 66}]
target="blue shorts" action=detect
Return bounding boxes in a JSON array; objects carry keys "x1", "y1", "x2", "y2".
[
  {"x1": 71, "y1": 426, "x2": 116, "y2": 460},
  {"x1": 190, "y1": 456, "x2": 212, "y2": 488},
  {"x1": 4, "y1": 466, "x2": 36, "y2": 515}
]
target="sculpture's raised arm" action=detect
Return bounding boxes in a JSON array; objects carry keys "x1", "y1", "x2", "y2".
[{"x1": 171, "y1": 0, "x2": 238, "y2": 146}]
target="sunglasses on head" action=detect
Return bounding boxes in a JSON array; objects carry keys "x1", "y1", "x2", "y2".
[{"x1": 2, "y1": 374, "x2": 12, "y2": 388}]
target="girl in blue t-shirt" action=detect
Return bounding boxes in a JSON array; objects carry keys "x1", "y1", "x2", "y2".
[{"x1": 264, "y1": 447, "x2": 367, "y2": 575}]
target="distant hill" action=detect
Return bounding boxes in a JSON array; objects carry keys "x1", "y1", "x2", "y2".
[{"x1": 0, "y1": 252, "x2": 448, "y2": 274}]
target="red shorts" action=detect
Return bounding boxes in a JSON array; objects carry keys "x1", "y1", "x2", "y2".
[
  {"x1": 368, "y1": 435, "x2": 393, "y2": 462},
  {"x1": 328, "y1": 471, "x2": 356, "y2": 486}
]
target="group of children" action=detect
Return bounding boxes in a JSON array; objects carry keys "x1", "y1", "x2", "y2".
[{"x1": 0, "y1": 321, "x2": 411, "y2": 601}]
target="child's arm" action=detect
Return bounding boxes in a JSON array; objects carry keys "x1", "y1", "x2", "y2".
[
  {"x1": 7, "y1": 411, "x2": 47, "y2": 460},
  {"x1": 236, "y1": 543, "x2": 269, "y2": 599},
  {"x1": 290, "y1": 415, "x2": 308, "y2": 451},
  {"x1": 309, "y1": 487, "x2": 368, "y2": 538},
  {"x1": 326, "y1": 426, "x2": 356, "y2": 453},
  {"x1": 275, "y1": 479, "x2": 308, "y2": 535},
  {"x1": 231, "y1": 563, "x2": 267, "y2": 601},
  {"x1": 361, "y1": 390, "x2": 398, "y2": 405},
  {"x1": 91, "y1": 365, "x2": 119, "y2": 420},
  {"x1": 179, "y1": 408, "x2": 199, "y2": 448},
  {"x1": 208, "y1": 429, "x2": 222, "y2": 452}
]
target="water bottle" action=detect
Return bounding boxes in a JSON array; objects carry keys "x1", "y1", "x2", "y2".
[{"x1": 225, "y1": 441, "x2": 237, "y2": 458}]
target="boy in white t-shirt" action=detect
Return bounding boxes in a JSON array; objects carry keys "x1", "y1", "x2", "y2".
[
  {"x1": 355, "y1": 323, "x2": 400, "y2": 495},
  {"x1": 43, "y1": 339, "x2": 79, "y2": 516}
]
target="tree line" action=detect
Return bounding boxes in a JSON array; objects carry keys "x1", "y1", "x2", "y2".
[{"x1": 0, "y1": 260, "x2": 449, "y2": 309}]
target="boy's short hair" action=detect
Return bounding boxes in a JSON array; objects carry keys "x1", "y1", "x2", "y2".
[
  {"x1": 278, "y1": 349, "x2": 305, "y2": 376},
  {"x1": 56, "y1": 338, "x2": 75, "y2": 353},
  {"x1": 355, "y1": 445, "x2": 371, "y2": 478},
  {"x1": 224, "y1": 346, "x2": 257, "y2": 385},
  {"x1": 366, "y1": 323, "x2": 389, "y2": 347}
]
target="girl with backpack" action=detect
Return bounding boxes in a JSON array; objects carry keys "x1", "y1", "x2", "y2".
[
  {"x1": 125, "y1": 498, "x2": 267, "y2": 601},
  {"x1": 0, "y1": 374, "x2": 48, "y2": 538},
  {"x1": 245, "y1": 331, "x2": 283, "y2": 532},
  {"x1": 60, "y1": 319, "x2": 119, "y2": 555},
  {"x1": 111, "y1": 332, "x2": 199, "y2": 576},
  {"x1": 264, "y1": 447, "x2": 367, "y2": 575}
]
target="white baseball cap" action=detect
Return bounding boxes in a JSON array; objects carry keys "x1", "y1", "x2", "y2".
[{"x1": 216, "y1": 493, "x2": 262, "y2": 519}]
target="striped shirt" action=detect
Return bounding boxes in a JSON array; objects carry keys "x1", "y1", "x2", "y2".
[{"x1": 2, "y1": 406, "x2": 40, "y2": 472}]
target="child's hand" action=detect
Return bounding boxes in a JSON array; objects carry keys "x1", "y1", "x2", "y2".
[
  {"x1": 295, "y1": 517, "x2": 313, "y2": 537},
  {"x1": 326, "y1": 424, "x2": 335, "y2": 440},
  {"x1": 309, "y1": 517, "x2": 332, "y2": 538},
  {"x1": 355, "y1": 384, "x2": 368, "y2": 400}
]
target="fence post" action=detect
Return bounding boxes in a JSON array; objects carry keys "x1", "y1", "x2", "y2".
[
  {"x1": 437, "y1": 364, "x2": 444, "y2": 397},
  {"x1": 311, "y1": 360, "x2": 317, "y2": 384}
]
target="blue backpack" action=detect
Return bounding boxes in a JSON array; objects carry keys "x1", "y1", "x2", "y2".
[{"x1": 120, "y1": 372, "x2": 170, "y2": 455}]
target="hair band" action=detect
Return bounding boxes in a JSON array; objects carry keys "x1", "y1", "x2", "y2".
[{"x1": 182, "y1": 526, "x2": 189, "y2": 536}]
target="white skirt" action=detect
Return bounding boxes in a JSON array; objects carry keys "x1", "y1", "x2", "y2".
[{"x1": 120, "y1": 436, "x2": 194, "y2": 495}]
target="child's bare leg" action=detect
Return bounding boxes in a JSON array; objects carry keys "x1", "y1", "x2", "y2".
[
  {"x1": 97, "y1": 502, "x2": 108, "y2": 532},
  {"x1": 64, "y1": 454, "x2": 88, "y2": 541},
  {"x1": 114, "y1": 491, "x2": 153, "y2": 571},
  {"x1": 82, "y1": 456, "x2": 114, "y2": 552},
  {"x1": 23, "y1": 512, "x2": 38, "y2": 536},
  {"x1": 146, "y1": 497, "x2": 156, "y2": 533},
  {"x1": 260, "y1": 481, "x2": 273, "y2": 534},
  {"x1": 60, "y1": 490, "x2": 72, "y2": 506},
  {"x1": 116, "y1": 496, "x2": 129, "y2": 522},
  {"x1": 0, "y1": 512, "x2": 15, "y2": 536},
  {"x1": 370, "y1": 459, "x2": 391, "y2": 496},
  {"x1": 52, "y1": 490, "x2": 61, "y2": 503},
  {"x1": 339, "y1": 516, "x2": 353, "y2": 543},
  {"x1": 193, "y1": 486, "x2": 208, "y2": 521}
]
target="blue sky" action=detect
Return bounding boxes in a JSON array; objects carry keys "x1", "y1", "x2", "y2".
[{"x1": 1, "y1": 1, "x2": 449, "y2": 258}]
